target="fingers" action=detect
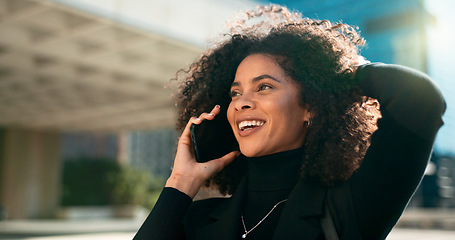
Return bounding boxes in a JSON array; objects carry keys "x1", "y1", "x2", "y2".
[
  {"x1": 181, "y1": 105, "x2": 221, "y2": 141},
  {"x1": 217, "y1": 151, "x2": 240, "y2": 169},
  {"x1": 208, "y1": 104, "x2": 221, "y2": 117},
  {"x1": 204, "y1": 151, "x2": 240, "y2": 177},
  {"x1": 197, "y1": 105, "x2": 221, "y2": 121}
]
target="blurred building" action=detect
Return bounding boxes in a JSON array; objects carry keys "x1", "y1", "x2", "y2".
[{"x1": 0, "y1": 0, "x2": 259, "y2": 219}]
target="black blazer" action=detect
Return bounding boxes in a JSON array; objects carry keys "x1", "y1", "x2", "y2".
[{"x1": 184, "y1": 178, "x2": 344, "y2": 240}]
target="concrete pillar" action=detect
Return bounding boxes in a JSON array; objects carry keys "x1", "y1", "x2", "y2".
[
  {"x1": 0, "y1": 128, "x2": 61, "y2": 219},
  {"x1": 117, "y1": 131, "x2": 129, "y2": 165}
]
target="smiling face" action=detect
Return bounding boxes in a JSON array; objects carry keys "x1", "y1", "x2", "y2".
[{"x1": 227, "y1": 54, "x2": 311, "y2": 157}]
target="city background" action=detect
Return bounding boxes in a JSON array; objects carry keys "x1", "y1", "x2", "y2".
[{"x1": 0, "y1": 0, "x2": 454, "y2": 239}]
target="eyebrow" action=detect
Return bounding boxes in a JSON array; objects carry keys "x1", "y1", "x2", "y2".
[{"x1": 231, "y1": 74, "x2": 282, "y2": 87}]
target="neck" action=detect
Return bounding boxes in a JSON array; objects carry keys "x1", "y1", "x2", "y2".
[{"x1": 246, "y1": 147, "x2": 303, "y2": 191}]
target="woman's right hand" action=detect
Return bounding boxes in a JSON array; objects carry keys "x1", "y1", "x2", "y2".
[{"x1": 165, "y1": 105, "x2": 239, "y2": 198}]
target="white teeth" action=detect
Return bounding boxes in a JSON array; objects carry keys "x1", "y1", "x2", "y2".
[{"x1": 238, "y1": 120, "x2": 265, "y2": 130}]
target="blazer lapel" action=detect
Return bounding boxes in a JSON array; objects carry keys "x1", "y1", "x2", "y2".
[
  {"x1": 192, "y1": 178, "x2": 247, "y2": 240},
  {"x1": 273, "y1": 179, "x2": 327, "y2": 240}
]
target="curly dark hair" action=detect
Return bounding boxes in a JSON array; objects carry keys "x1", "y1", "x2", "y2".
[{"x1": 172, "y1": 5, "x2": 380, "y2": 195}]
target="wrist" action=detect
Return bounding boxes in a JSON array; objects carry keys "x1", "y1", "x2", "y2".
[{"x1": 165, "y1": 173, "x2": 204, "y2": 199}]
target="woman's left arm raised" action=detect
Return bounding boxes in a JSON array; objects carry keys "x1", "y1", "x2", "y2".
[{"x1": 350, "y1": 63, "x2": 446, "y2": 237}]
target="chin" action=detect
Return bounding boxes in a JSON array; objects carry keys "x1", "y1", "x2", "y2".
[
  {"x1": 239, "y1": 144, "x2": 266, "y2": 158},
  {"x1": 239, "y1": 145, "x2": 255, "y2": 157}
]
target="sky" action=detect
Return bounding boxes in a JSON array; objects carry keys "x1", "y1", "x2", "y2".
[{"x1": 51, "y1": 0, "x2": 260, "y2": 47}]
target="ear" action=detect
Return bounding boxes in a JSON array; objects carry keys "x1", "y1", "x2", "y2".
[{"x1": 301, "y1": 104, "x2": 312, "y2": 123}]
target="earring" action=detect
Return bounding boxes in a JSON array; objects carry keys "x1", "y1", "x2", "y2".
[{"x1": 304, "y1": 120, "x2": 311, "y2": 127}]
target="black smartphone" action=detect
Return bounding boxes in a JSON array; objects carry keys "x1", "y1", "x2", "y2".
[{"x1": 190, "y1": 118, "x2": 239, "y2": 163}]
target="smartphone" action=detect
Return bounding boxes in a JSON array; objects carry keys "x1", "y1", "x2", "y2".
[{"x1": 190, "y1": 118, "x2": 239, "y2": 163}]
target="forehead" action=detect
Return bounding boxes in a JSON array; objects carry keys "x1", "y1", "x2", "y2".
[
  {"x1": 236, "y1": 54, "x2": 281, "y2": 74},
  {"x1": 233, "y1": 54, "x2": 292, "y2": 85}
]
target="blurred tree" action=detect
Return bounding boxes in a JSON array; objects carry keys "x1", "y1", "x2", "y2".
[{"x1": 61, "y1": 158, "x2": 163, "y2": 209}]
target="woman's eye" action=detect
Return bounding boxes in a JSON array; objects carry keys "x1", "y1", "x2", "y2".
[
  {"x1": 258, "y1": 84, "x2": 273, "y2": 91},
  {"x1": 230, "y1": 90, "x2": 241, "y2": 98}
]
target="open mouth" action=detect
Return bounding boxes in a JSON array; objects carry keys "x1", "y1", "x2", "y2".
[{"x1": 238, "y1": 120, "x2": 265, "y2": 131}]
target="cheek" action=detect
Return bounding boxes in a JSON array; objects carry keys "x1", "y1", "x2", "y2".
[
  {"x1": 270, "y1": 98, "x2": 306, "y2": 126},
  {"x1": 226, "y1": 102, "x2": 236, "y2": 128},
  {"x1": 267, "y1": 97, "x2": 298, "y2": 116},
  {"x1": 278, "y1": 90, "x2": 304, "y2": 113}
]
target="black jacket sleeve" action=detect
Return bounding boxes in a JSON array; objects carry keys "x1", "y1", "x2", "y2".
[
  {"x1": 350, "y1": 63, "x2": 446, "y2": 238},
  {"x1": 357, "y1": 63, "x2": 445, "y2": 140},
  {"x1": 133, "y1": 187, "x2": 192, "y2": 240}
]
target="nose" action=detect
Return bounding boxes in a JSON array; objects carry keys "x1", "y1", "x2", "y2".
[{"x1": 234, "y1": 94, "x2": 255, "y2": 111}]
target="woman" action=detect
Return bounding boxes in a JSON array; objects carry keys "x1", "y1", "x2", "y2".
[{"x1": 134, "y1": 5, "x2": 446, "y2": 240}]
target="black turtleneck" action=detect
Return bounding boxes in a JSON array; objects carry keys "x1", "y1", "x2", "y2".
[{"x1": 240, "y1": 148, "x2": 303, "y2": 240}]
